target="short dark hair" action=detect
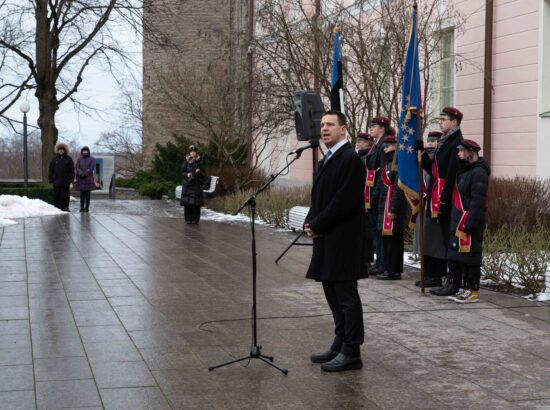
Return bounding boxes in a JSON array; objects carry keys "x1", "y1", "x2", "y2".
[{"x1": 322, "y1": 110, "x2": 347, "y2": 126}]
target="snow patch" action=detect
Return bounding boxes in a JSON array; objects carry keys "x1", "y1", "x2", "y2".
[
  {"x1": 201, "y1": 208, "x2": 268, "y2": 226},
  {"x1": 0, "y1": 195, "x2": 65, "y2": 226}
]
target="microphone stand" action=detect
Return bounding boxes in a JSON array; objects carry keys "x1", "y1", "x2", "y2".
[{"x1": 208, "y1": 151, "x2": 307, "y2": 375}]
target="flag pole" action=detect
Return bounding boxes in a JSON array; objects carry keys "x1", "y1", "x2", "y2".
[{"x1": 412, "y1": 0, "x2": 425, "y2": 295}]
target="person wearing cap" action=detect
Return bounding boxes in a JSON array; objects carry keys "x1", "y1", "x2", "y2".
[
  {"x1": 48, "y1": 142, "x2": 75, "y2": 211},
  {"x1": 356, "y1": 131, "x2": 375, "y2": 276},
  {"x1": 414, "y1": 131, "x2": 446, "y2": 287},
  {"x1": 421, "y1": 106, "x2": 464, "y2": 296},
  {"x1": 304, "y1": 110, "x2": 365, "y2": 372},
  {"x1": 366, "y1": 116, "x2": 393, "y2": 276},
  {"x1": 375, "y1": 135, "x2": 406, "y2": 280},
  {"x1": 74, "y1": 146, "x2": 96, "y2": 212},
  {"x1": 180, "y1": 145, "x2": 206, "y2": 224},
  {"x1": 446, "y1": 139, "x2": 490, "y2": 303}
]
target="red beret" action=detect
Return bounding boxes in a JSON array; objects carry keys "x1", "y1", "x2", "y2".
[
  {"x1": 370, "y1": 116, "x2": 390, "y2": 126},
  {"x1": 357, "y1": 132, "x2": 373, "y2": 141},
  {"x1": 457, "y1": 139, "x2": 481, "y2": 153},
  {"x1": 427, "y1": 131, "x2": 442, "y2": 140},
  {"x1": 383, "y1": 135, "x2": 397, "y2": 144},
  {"x1": 441, "y1": 107, "x2": 463, "y2": 121}
]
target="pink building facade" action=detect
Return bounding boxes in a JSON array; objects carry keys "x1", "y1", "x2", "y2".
[
  {"x1": 260, "y1": 0, "x2": 550, "y2": 184},
  {"x1": 454, "y1": 0, "x2": 547, "y2": 178}
]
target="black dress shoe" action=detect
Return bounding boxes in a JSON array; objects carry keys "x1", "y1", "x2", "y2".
[
  {"x1": 321, "y1": 353, "x2": 362, "y2": 372},
  {"x1": 430, "y1": 284, "x2": 458, "y2": 296},
  {"x1": 368, "y1": 265, "x2": 385, "y2": 276},
  {"x1": 415, "y1": 278, "x2": 442, "y2": 287},
  {"x1": 310, "y1": 349, "x2": 339, "y2": 364},
  {"x1": 376, "y1": 272, "x2": 402, "y2": 280}
]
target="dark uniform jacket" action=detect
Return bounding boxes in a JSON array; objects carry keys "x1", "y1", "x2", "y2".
[
  {"x1": 375, "y1": 153, "x2": 407, "y2": 233},
  {"x1": 305, "y1": 142, "x2": 365, "y2": 281},
  {"x1": 180, "y1": 157, "x2": 206, "y2": 206},
  {"x1": 48, "y1": 154, "x2": 75, "y2": 187},
  {"x1": 365, "y1": 137, "x2": 386, "y2": 210},
  {"x1": 422, "y1": 127, "x2": 463, "y2": 220},
  {"x1": 448, "y1": 158, "x2": 490, "y2": 266}
]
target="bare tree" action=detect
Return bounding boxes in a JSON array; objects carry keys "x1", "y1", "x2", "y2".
[
  {"x1": 253, "y1": 0, "x2": 467, "y2": 138},
  {"x1": 0, "y1": 1, "x2": 163, "y2": 180}
]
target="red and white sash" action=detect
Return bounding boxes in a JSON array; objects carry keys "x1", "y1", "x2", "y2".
[
  {"x1": 381, "y1": 166, "x2": 394, "y2": 236},
  {"x1": 452, "y1": 183, "x2": 471, "y2": 253},
  {"x1": 430, "y1": 159, "x2": 445, "y2": 218}
]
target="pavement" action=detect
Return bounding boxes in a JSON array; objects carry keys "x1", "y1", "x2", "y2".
[{"x1": 1, "y1": 199, "x2": 550, "y2": 409}]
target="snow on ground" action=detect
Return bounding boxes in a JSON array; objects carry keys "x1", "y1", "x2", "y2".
[
  {"x1": 0, "y1": 195, "x2": 65, "y2": 226},
  {"x1": 201, "y1": 208, "x2": 268, "y2": 226}
]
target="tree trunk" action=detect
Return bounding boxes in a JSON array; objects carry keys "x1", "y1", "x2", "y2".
[{"x1": 35, "y1": 0, "x2": 59, "y2": 181}]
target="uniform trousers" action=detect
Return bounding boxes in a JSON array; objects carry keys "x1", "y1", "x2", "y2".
[
  {"x1": 448, "y1": 261, "x2": 481, "y2": 291},
  {"x1": 322, "y1": 281, "x2": 364, "y2": 357},
  {"x1": 362, "y1": 214, "x2": 374, "y2": 275},
  {"x1": 368, "y1": 208, "x2": 384, "y2": 267},
  {"x1": 381, "y1": 232, "x2": 404, "y2": 274},
  {"x1": 424, "y1": 255, "x2": 447, "y2": 279},
  {"x1": 53, "y1": 185, "x2": 70, "y2": 210}
]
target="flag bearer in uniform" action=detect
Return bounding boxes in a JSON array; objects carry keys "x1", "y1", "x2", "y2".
[
  {"x1": 357, "y1": 132, "x2": 375, "y2": 276},
  {"x1": 375, "y1": 135, "x2": 406, "y2": 280},
  {"x1": 365, "y1": 116, "x2": 392, "y2": 276},
  {"x1": 422, "y1": 107, "x2": 464, "y2": 296}
]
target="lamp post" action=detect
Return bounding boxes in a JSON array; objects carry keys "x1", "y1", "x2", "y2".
[{"x1": 19, "y1": 102, "x2": 30, "y2": 189}]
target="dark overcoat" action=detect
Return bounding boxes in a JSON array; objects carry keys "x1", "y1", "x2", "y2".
[
  {"x1": 365, "y1": 137, "x2": 386, "y2": 210},
  {"x1": 422, "y1": 128, "x2": 463, "y2": 220},
  {"x1": 447, "y1": 159, "x2": 490, "y2": 266},
  {"x1": 74, "y1": 156, "x2": 96, "y2": 191},
  {"x1": 180, "y1": 157, "x2": 206, "y2": 206},
  {"x1": 48, "y1": 154, "x2": 75, "y2": 187},
  {"x1": 375, "y1": 156, "x2": 407, "y2": 233},
  {"x1": 305, "y1": 142, "x2": 366, "y2": 282}
]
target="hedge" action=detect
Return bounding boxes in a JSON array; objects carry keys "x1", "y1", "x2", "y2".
[{"x1": 0, "y1": 187, "x2": 54, "y2": 204}]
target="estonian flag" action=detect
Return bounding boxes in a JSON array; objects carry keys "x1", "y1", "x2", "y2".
[
  {"x1": 397, "y1": 4, "x2": 423, "y2": 213},
  {"x1": 330, "y1": 29, "x2": 344, "y2": 113}
]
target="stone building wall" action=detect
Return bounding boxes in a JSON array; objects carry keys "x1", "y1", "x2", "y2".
[{"x1": 143, "y1": 0, "x2": 250, "y2": 165}]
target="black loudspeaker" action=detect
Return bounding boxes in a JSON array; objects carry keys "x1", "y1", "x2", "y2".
[{"x1": 294, "y1": 91, "x2": 325, "y2": 141}]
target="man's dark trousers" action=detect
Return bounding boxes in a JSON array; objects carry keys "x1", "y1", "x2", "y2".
[{"x1": 322, "y1": 280, "x2": 364, "y2": 357}]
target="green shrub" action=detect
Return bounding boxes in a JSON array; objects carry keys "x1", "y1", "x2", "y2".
[
  {"x1": 115, "y1": 178, "x2": 135, "y2": 188},
  {"x1": 137, "y1": 180, "x2": 176, "y2": 200},
  {"x1": 482, "y1": 225, "x2": 550, "y2": 295},
  {"x1": 0, "y1": 186, "x2": 54, "y2": 204},
  {"x1": 207, "y1": 186, "x2": 310, "y2": 227}
]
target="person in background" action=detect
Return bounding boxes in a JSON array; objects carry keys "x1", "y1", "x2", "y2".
[
  {"x1": 447, "y1": 139, "x2": 490, "y2": 303},
  {"x1": 305, "y1": 111, "x2": 365, "y2": 372},
  {"x1": 365, "y1": 116, "x2": 392, "y2": 277},
  {"x1": 48, "y1": 142, "x2": 75, "y2": 212},
  {"x1": 356, "y1": 131, "x2": 375, "y2": 277},
  {"x1": 180, "y1": 145, "x2": 206, "y2": 224},
  {"x1": 414, "y1": 131, "x2": 446, "y2": 287},
  {"x1": 74, "y1": 146, "x2": 96, "y2": 212},
  {"x1": 375, "y1": 135, "x2": 406, "y2": 280}
]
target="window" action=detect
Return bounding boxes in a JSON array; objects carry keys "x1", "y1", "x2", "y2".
[{"x1": 430, "y1": 27, "x2": 455, "y2": 123}]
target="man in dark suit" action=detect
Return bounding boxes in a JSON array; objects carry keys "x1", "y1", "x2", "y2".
[{"x1": 304, "y1": 110, "x2": 366, "y2": 372}]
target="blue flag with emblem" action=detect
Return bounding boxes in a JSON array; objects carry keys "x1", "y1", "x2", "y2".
[
  {"x1": 330, "y1": 29, "x2": 344, "y2": 113},
  {"x1": 397, "y1": 5, "x2": 422, "y2": 211}
]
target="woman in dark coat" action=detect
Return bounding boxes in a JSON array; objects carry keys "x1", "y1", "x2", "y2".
[
  {"x1": 74, "y1": 146, "x2": 96, "y2": 212},
  {"x1": 375, "y1": 135, "x2": 407, "y2": 280},
  {"x1": 180, "y1": 146, "x2": 206, "y2": 224},
  {"x1": 447, "y1": 139, "x2": 490, "y2": 304},
  {"x1": 48, "y1": 142, "x2": 75, "y2": 211}
]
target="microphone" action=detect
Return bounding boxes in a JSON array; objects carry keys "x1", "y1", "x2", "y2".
[{"x1": 289, "y1": 139, "x2": 320, "y2": 155}]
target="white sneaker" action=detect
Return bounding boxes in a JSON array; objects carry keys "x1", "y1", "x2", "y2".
[{"x1": 447, "y1": 288, "x2": 466, "y2": 301}]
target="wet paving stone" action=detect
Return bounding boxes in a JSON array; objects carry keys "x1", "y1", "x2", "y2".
[{"x1": 1, "y1": 200, "x2": 550, "y2": 408}]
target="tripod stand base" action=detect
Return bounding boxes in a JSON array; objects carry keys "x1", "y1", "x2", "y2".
[{"x1": 208, "y1": 345, "x2": 288, "y2": 375}]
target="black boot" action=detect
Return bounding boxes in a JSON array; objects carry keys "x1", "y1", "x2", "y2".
[
  {"x1": 415, "y1": 277, "x2": 442, "y2": 287},
  {"x1": 368, "y1": 264, "x2": 385, "y2": 276},
  {"x1": 430, "y1": 275, "x2": 458, "y2": 296},
  {"x1": 376, "y1": 271, "x2": 402, "y2": 280},
  {"x1": 310, "y1": 348, "x2": 339, "y2": 364}
]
